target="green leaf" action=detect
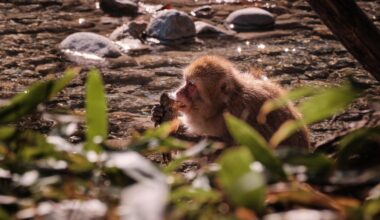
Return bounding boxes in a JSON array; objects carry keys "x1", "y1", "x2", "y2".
[
  {"x1": 217, "y1": 147, "x2": 266, "y2": 212},
  {"x1": 0, "y1": 69, "x2": 78, "y2": 125},
  {"x1": 225, "y1": 114, "x2": 287, "y2": 180},
  {"x1": 277, "y1": 148, "x2": 333, "y2": 181},
  {"x1": 0, "y1": 81, "x2": 53, "y2": 124},
  {"x1": 363, "y1": 198, "x2": 380, "y2": 219},
  {"x1": 258, "y1": 86, "x2": 317, "y2": 123},
  {"x1": 50, "y1": 68, "x2": 79, "y2": 98},
  {"x1": 337, "y1": 127, "x2": 380, "y2": 169},
  {"x1": 84, "y1": 69, "x2": 108, "y2": 152},
  {"x1": 65, "y1": 152, "x2": 94, "y2": 173},
  {"x1": 270, "y1": 82, "x2": 363, "y2": 147},
  {"x1": 0, "y1": 126, "x2": 16, "y2": 140}
]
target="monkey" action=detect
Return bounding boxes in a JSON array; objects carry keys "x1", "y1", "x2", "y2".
[{"x1": 152, "y1": 55, "x2": 310, "y2": 149}]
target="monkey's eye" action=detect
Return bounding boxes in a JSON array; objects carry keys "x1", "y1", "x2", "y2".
[{"x1": 186, "y1": 81, "x2": 197, "y2": 97}]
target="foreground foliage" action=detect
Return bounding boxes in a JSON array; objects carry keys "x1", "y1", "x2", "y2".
[{"x1": 0, "y1": 69, "x2": 379, "y2": 220}]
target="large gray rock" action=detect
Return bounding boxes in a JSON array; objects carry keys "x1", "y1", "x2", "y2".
[
  {"x1": 59, "y1": 32, "x2": 121, "y2": 58},
  {"x1": 146, "y1": 9, "x2": 196, "y2": 44},
  {"x1": 225, "y1": 7, "x2": 275, "y2": 32},
  {"x1": 99, "y1": 0, "x2": 138, "y2": 16}
]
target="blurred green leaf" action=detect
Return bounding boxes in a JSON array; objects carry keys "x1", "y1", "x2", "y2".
[
  {"x1": 171, "y1": 186, "x2": 221, "y2": 204},
  {"x1": 50, "y1": 68, "x2": 79, "y2": 98},
  {"x1": 0, "y1": 126, "x2": 16, "y2": 140},
  {"x1": 277, "y1": 148, "x2": 333, "y2": 181},
  {"x1": 337, "y1": 127, "x2": 380, "y2": 170},
  {"x1": 258, "y1": 86, "x2": 317, "y2": 123},
  {"x1": 225, "y1": 114, "x2": 287, "y2": 181},
  {"x1": 84, "y1": 69, "x2": 108, "y2": 152},
  {"x1": 65, "y1": 153, "x2": 94, "y2": 173},
  {"x1": 217, "y1": 147, "x2": 266, "y2": 212},
  {"x1": 271, "y1": 82, "x2": 363, "y2": 147},
  {"x1": 0, "y1": 69, "x2": 78, "y2": 125},
  {"x1": 363, "y1": 198, "x2": 380, "y2": 220},
  {"x1": 0, "y1": 207, "x2": 11, "y2": 220}
]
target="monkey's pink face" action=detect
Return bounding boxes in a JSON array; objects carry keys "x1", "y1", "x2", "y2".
[{"x1": 174, "y1": 80, "x2": 198, "y2": 112}]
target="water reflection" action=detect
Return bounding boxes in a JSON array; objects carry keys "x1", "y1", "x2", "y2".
[
  {"x1": 236, "y1": 46, "x2": 242, "y2": 53},
  {"x1": 78, "y1": 18, "x2": 85, "y2": 24},
  {"x1": 62, "y1": 49, "x2": 105, "y2": 61},
  {"x1": 257, "y1": 43, "x2": 266, "y2": 49}
]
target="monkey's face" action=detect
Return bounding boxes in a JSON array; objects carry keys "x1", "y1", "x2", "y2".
[
  {"x1": 174, "y1": 79, "x2": 198, "y2": 113},
  {"x1": 174, "y1": 77, "x2": 229, "y2": 118}
]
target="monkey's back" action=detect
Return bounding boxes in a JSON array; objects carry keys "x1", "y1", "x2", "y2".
[{"x1": 229, "y1": 74, "x2": 310, "y2": 149}]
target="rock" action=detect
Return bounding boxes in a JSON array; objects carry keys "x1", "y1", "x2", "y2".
[
  {"x1": 115, "y1": 38, "x2": 150, "y2": 55},
  {"x1": 109, "y1": 21, "x2": 147, "y2": 41},
  {"x1": 225, "y1": 7, "x2": 275, "y2": 32},
  {"x1": 190, "y1": 5, "x2": 215, "y2": 18},
  {"x1": 59, "y1": 32, "x2": 121, "y2": 59},
  {"x1": 195, "y1": 21, "x2": 229, "y2": 36},
  {"x1": 35, "y1": 63, "x2": 57, "y2": 75},
  {"x1": 99, "y1": 0, "x2": 138, "y2": 17},
  {"x1": 146, "y1": 9, "x2": 196, "y2": 44},
  {"x1": 108, "y1": 55, "x2": 138, "y2": 69}
]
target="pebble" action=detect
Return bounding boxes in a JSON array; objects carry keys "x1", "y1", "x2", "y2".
[
  {"x1": 99, "y1": 0, "x2": 139, "y2": 16},
  {"x1": 195, "y1": 21, "x2": 229, "y2": 36},
  {"x1": 35, "y1": 63, "x2": 57, "y2": 75},
  {"x1": 59, "y1": 32, "x2": 121, "y2": 58},
  {"x1": 190, "y1": 5, "x2": 215, "y2": 18},
  {"x1": 109, "y1": 21, "x2": 147, "y2": 41},
  {"x1": 146, "y1": 9, "x2": 196, "y2": 44},
  {"x1": 225, "y1": 7, "x2": 275, "y2": 32}
]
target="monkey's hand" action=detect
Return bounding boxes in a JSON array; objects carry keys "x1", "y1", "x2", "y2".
[
  {"x1": 151, "y1": 104, "x2": 165, "y2": 127},
  {"x1": 151, "y1": 93, "x2": 179, "y2": 127}
]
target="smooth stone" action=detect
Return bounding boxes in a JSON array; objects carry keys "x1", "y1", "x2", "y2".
[
  {"x1": 59, "y1": 32, "x2": 121, "y2": 58},
  {"x1": 99, "y1": 0, "x2": 138, "y2": 17},
  {"x1": 225, "y1": 7, "x2": 275, "y2": 32},
  {"x1": 115, "y1": 38, "x2": 150, "y2": 55},
  {"x1": 146, "y1": 9, "x2": 196, "y2": 44},
  {"x1": 195, "y1": 21, "x2": 228, "y2": 36},
  {"x1": 35, "y1": 63, "x2": 57, "y2": 75},
  {"x1": 109, "y1": 21, "x2": 147, "y2": 41},
  {"x1": 190, "y1": 5, "x2": 215, "y2": 18}
]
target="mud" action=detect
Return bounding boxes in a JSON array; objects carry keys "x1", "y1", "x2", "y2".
[{"x1": 1, "y1": 0, "x2": 379, "y2": 148}]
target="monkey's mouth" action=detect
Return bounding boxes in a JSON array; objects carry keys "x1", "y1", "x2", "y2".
[{"x1": 175, "y1": 101, "x2": 188, "y2": 110}]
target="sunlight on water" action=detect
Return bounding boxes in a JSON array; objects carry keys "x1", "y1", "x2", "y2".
[
  {"x1": 78, "y1": 18, "x2": 85, "y2": 24},
  {"x1": 236, "y1": 46, "x2": 242, "y2": 53},
  {"x1": 138, "y1": 2, "x2": 162, "y2": 14},
  {"x1": 62, "y1": 49, "x2": 105, "y2": 61},
  {"x1": 116, "y1": 39, "x2": 142, "y2": 53},
  {"x1": 257, "y1": 43, "x2": 266, "y2": 49}
]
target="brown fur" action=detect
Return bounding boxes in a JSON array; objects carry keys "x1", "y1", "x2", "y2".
[{"x1": 176, "y1": 55, "x2": 310, "y2": 148}]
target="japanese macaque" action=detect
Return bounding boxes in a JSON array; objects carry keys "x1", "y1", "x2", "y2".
[{"x1": 152, "y1": 55, "x2": 310, "y2": 148}]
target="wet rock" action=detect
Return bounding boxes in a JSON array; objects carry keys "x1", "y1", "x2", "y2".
[
  {"x1": 35, "y1": 63, "x2": 57, "y2": 75},
  {"x1": 195, "y1": 21, "x2": 229, "y2": 36},
  {"x1": 99, "y1": 0, "x2": 138, "y2": 17},
  {"x1": 59, "y1": 32, "x2": 121, "y2": 59},
  {"x1": 190, "y1": 5, "x2": 215, "y2": 18},
  {"x1": 146, "y1": 9, "x2": 196, "y2": 45},
  {"x1": 225, "y1": 7, "x2": 275, "y2": 32},
  {"x1": 109, "y1": 21, "x2": 147, "y2": 41},
  {"x1": 108, "y1": 55, "x2": 138, "y2": 69},
  {"x1": 115, "y1": 38, "x2": 150, "y2": 55}
]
